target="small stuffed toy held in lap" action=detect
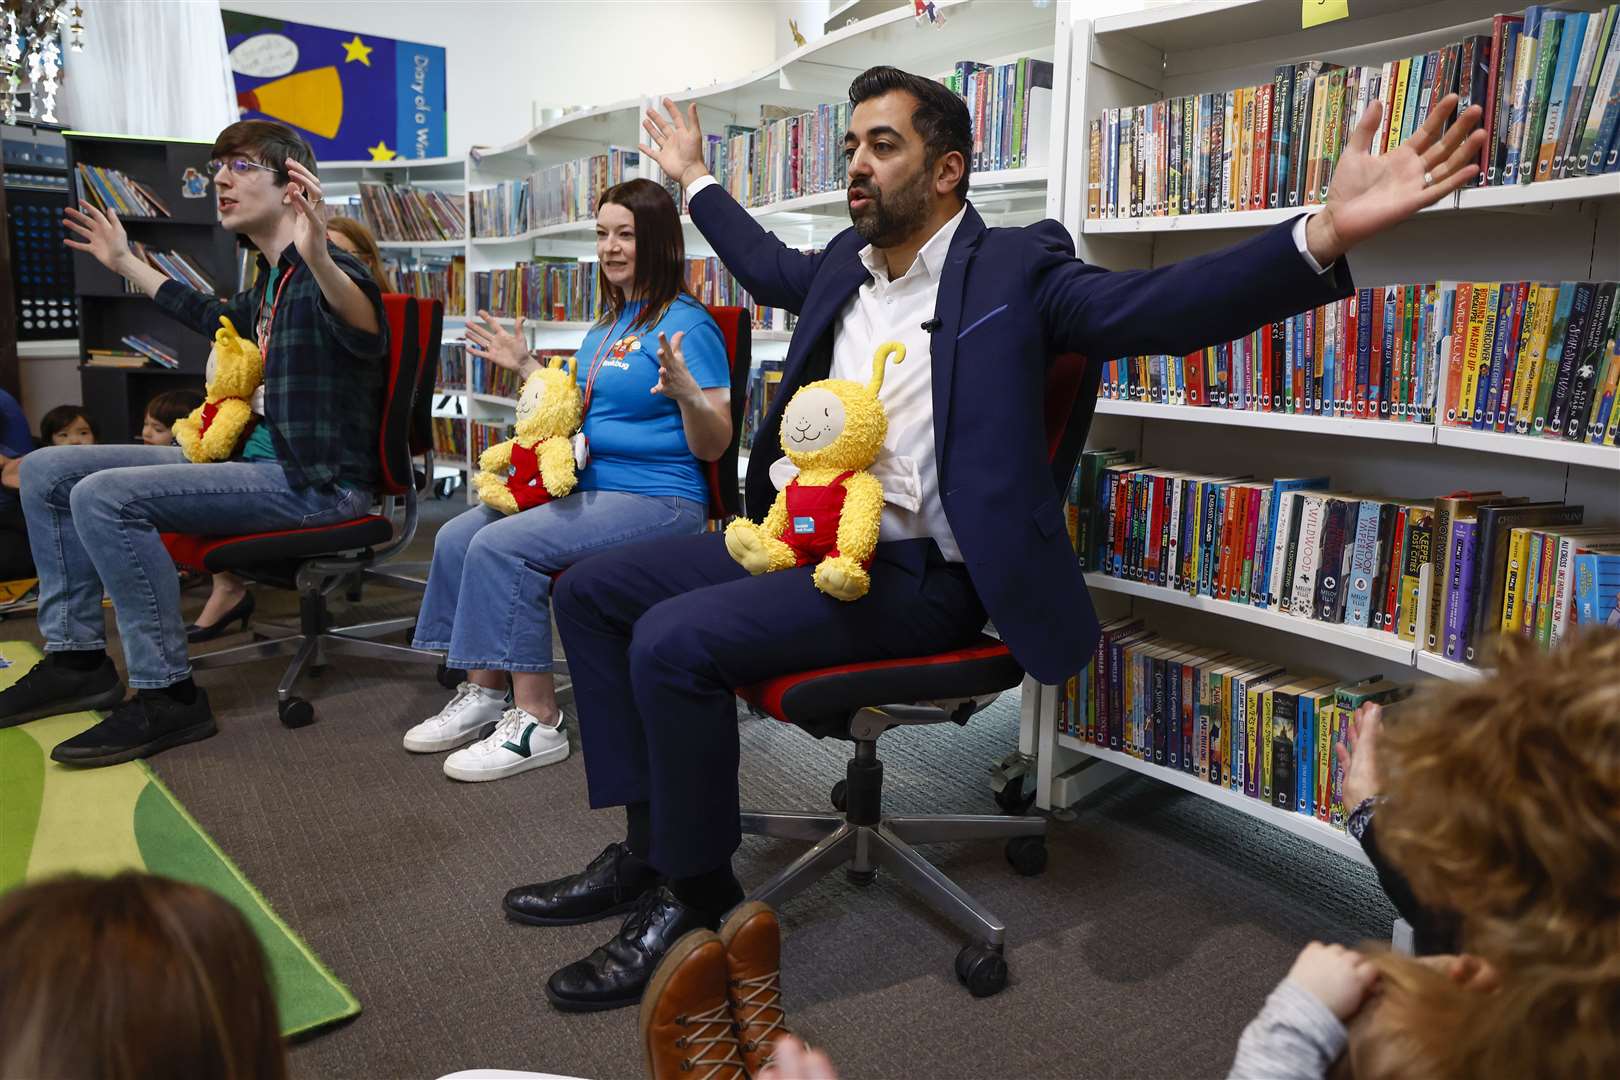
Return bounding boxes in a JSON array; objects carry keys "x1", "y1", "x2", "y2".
[
  {"x1": 473, "y1": 357, "x2": 584, "y2": 515},
  {"x1": 725, "y1": 342, "x2": 903, "y2": 601},
  {"x1": 173, "y1": 316, "x2": 264, "y2": 462}
]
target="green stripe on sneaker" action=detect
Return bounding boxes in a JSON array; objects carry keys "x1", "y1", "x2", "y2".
[{"x1": 501, "y1": 722, "x2": 536, "y2": 758}]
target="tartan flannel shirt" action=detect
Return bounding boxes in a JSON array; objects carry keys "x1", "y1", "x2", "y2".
[{"x1": 153, "y1": 244, "x2": 388, "y2": 492}]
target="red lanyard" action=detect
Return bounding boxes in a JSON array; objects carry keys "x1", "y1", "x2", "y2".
[
  {"x1": 580, "y1": 311, "x2": 629, "y2": 418},
  {"x1": 255, "y1": 264, "x2": 298, "y2": 357}
]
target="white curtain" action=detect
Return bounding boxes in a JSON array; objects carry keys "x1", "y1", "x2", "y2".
[{"x1": 59, "y1": 0, "x2": 235, "y2": 140}]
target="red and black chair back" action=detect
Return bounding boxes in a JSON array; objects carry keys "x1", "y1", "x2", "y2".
[
  {"x1": 703, "y1": 305, "x2": 752, "y2": 521},
  {"x1": 408, "y1": 297, "x2": 445, "y2": 458}
]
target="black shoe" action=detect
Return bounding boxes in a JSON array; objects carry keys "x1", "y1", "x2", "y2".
[
  {"x1": 544, "y1": 886, "x2": 718, "y2": 1013},
  {"x1": 504, "y1": 842, "x2": 662, "y2": 926},
  {"x1": 186, "y1": 591, "x2": 254, "y2": 643},
  {"x1": 0, "y1": 654, "x2": 124, "y2": 729},
  {"x1": 51, "y1": 687, "x2": 217, "y2": 767}
]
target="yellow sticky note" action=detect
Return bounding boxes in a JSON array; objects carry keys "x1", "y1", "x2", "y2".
[{"x1": 1303, "y1": 0, "x2": 1350, "y2": 29}]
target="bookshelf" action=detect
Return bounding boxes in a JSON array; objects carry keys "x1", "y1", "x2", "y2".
[
  {"x1": 64, "y1": 132, "x2": 233, "y2": 443},
  {"x1": 442, "y1": 0, "x2": 1076, "y2": 502},
  {"x1": 1030, "y1": 0, "x2": 1620, "y2": 868}
]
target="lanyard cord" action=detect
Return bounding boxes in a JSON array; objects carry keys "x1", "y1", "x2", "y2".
[
  {"x1": 579, "y1": 298, "x2": 673, "y2": 417},
  {"x1": 254, "y1": 263, "x2": 298, "y2": 357}
]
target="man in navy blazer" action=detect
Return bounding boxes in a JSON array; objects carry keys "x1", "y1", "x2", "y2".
[{"x1": 514, "y1": 66, "x2": 1483, "y2": 1012}]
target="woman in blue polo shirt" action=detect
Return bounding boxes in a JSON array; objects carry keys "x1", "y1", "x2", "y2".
[{"x1": 408, "y1": 178, "x2": 732, "y2": 782}]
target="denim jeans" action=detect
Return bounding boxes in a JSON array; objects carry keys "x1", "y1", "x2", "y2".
[
  {"x1": 20, "y1": 444, "x2": 370, "y2": 688},
  {"x1": 412, "y1": 490, "x2": 706, "y2": 673}
]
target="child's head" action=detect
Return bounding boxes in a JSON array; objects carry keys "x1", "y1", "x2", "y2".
[
  {"x1": 1376, "y1": 628, "x2": 1620, "y2": 960},
  {"x1": 0, "y1": 872, "x2": 286, "y2": 1080},
  {"x1": 142, "y1": 389, "x2": 205, "y2": 446},
  {"x1": 39, "y1": 405, "x2": 96, "y2": 446}
]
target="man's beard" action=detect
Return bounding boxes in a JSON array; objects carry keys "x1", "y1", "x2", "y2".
[{"x1": 849, "y1": 163, "x2": 932, "y2": 246}]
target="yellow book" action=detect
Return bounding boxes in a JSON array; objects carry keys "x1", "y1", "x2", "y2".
[
  {"x1": 1261, "y1": 688, "x2": 1276, "y2": 802},
  {"x1": 1501, "y1": 526, "x2": 1534, "y2": 634},
  {"x1": 1510, "y1": 284, "x2": 1548, "y2": 431},
  {"x1": 1398, "y1": 505, "x2": 1433, "y2": 643},
  {"x1": 1238, "y1": 86, "x2": 1254, "y2": 213},
  {"x1": 1315, "y1": 702, "x2": 1335, "y2": 821},
  {"x1": 1224, "y1": 91, "x2": 1239, "y2": 212},
  {"x1": 1457, "y1": 283, "x2": 1493, "y2": 423},
  {"x1": 1386, "y1": 58, "x2": 1412, "y2": 153},
  {"x1": 1306, "y1": 74, "x2": 1328, "y2": 203}
]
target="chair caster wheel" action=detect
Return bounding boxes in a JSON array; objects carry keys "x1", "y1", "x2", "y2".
[
  {"x1": 955, "y1": 942, "x2": 1007, "y2": 997},
  {"x1": 435, "y1": 663, "x2": 466, "y2": 690},
  {"x1": 845, "y1": 866, "x2": 875, "y2": 887},
  {"x1": 994, "y1": 781, "x2": 1037, "y2": 816},
  {"x1": 830, "y1": 779, "x2": 848, "y2": 812},
  {"x1": 1005, "y1": 836, "x2": 1047, "y2": 877},
  {"x1": 278, "y1": 697, "x2": 315, "y2": 728}
]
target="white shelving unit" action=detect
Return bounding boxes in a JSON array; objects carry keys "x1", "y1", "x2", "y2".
[
  {"x1": 448, "y1": 0, "x2": 1075, "y2": 502},
  {"x1": 1029, "y1": 0, "x2": 1620, "y2": 869}
]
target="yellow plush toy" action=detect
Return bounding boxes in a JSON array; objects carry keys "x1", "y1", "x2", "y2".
[
  {"x1": 725, "y1": 341, "x2": 904, "y2": 601},
  {"x1": 173, "y1": 316, "x2": 264, "y2": 463},
  {"x1": 473, "y1": 357, "x2": 584, "y2": 515}
]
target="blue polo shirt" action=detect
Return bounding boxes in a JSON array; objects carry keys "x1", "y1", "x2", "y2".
[{"x1": 575, "y1": 295, "x2": 729, "y2": 505}]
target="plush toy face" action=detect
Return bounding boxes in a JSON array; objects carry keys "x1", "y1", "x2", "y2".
[
  {"x1": 782, "y1": 388, "x2": 846, "y2": 454},
  {"x1": 513, "y1": 359, "x2": 583, "y2": 440}
]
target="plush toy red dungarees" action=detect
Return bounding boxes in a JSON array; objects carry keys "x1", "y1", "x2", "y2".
[
  {"x1": 503, "y1": 442, "x2": 554, "y2": 513},
  {"x1": 782, "y1": 470, "x2": 863, "y2": 566}
]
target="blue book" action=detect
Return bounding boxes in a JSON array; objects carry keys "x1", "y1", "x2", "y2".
[
  {"x1": 1479, "y1": 284, "x2": 1517, "y2": 430},
  {"x1": 1573, "y1": 552, "x2": 1620, "y2": 626},
  {"x1": 1296, "y1": 690, "x2": 1315, "y2": 815},
  {"x1": 1445, "y1": 519, "x2": 1480, "y2": 662},
  {"x1": 1343, "y1": 499, "x2": 1384, "y2": 628},
  {"x1": 1538, "y1": 12, "x2": 1587, "y2": 183},
  {"x1": 1504, "y1": 8, "x2": 1547, "y2": 186},
  {"x1": 1355, "y1": 288, "x2": 1374, "y2": 414},
  {"x1": 1262, "y1": 477, "x2": 1331, "y2": 605}
]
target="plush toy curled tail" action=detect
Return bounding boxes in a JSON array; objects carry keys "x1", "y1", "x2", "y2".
[{"x1": 724, "y1": 341, "x2": 904, "y2": 601}]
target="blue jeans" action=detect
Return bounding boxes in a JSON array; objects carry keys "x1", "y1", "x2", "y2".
[
  {"x1": 412, "y1": 490, "x2": 706, "y2": 673},
  {"x1": 20, "y1": 444, "x2": 370, "y2": 688}
]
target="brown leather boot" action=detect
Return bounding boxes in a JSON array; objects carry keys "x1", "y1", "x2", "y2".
[
  {"x1": 640, "y1": 928, "x2": 747, "y2": 1080},
  {"x1": 718, "y1": 902, "x2": 789, "y2": 1076}
]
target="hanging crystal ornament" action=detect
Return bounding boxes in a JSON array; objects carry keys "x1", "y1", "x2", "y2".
[
  {"x1": 1, "y1": 10, "x2": 20, "y2": 125},
  {"x1": 37, "y1": 24, "x2": 58, "y2": 121},
  {"x1": 67, "y1": 3, "x2": 83, "y2": 52}
]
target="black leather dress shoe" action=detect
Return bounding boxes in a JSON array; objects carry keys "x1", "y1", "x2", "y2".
[
  {"x1": 504, "y1": 842, "x2": 662, "y2": 926},
  {"x1": 545, "y1": 886, "x2": 716, "y2": 1013}
]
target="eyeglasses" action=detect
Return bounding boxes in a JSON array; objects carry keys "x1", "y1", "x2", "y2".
[{"x1": 206, "y1": 157, "x2": 278, "y2": 179}]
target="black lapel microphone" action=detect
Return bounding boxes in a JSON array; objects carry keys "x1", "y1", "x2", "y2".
[{"x1": 921, "y1": 318, "x2": 942, "y2": 333}]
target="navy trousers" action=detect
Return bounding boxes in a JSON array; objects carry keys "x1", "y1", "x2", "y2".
[{"x1": 553, "y1": 531, "x2": 986, "y2": 878}]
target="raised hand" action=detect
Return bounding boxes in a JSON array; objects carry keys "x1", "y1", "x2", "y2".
[
  {"x1": 651, "y1": 330, "x2": 701, "y2": 404},
  {"x1": 638, "y1": 97, "x2": 711, "y2": 188},
  {"x1": 63, "y1": 200, "x2": 133, "y2": 275},
  {"x1": 466, "y1": 310, "x2": 535, "y2": 374},
  {"x1": 283, "y1": 159, "x2": 331, "y2": 267},
  {"x1": 1307, "y1": 93, "x2": 1486, "y2": 265},
  {"x1": 1335, "y1": 702, "x2": 1383, "y2": 811}
]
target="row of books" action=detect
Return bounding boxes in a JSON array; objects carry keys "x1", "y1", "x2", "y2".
[
  {"x1": 85, "y1": 335, "x2": 179, "y2": 370},
  {"x1": 1059, "y1": 628, "x2": 1414, "y2": 830},
  {"x1": 124, "y1": 241, "x2": 215, "y2": 295},
  {"x1": 74, "y1": 162, "x2": 171, "y2": 218},
  {"x1": 740, "y1": 359, "x2": 785, "y2": 450},
  {"x1": 435, "y1": 342, "x2": 465, "y2": 393},
  {"x1": 469, "y1": 148, "x2": 642, "y2": 237},
  {"x1": 356, "y1": 182, "x2": 465, "y2": 242},
  {"x1": 941, "y1": 58, "x2": 1054, "y2": 173},
  {"x1": 1069, "y1": 449, "x2": 1617, "y2": 665},
  {"x1": 470, "y1": 419, "x2": 514, "y2": 460},
  {"x1": 1100, "y1": 278, "x2": 1620, "y2": 444},
  {"x1": 384, "y1": 254, "x2": 466, "y2": 312},
  {"x1": 471, "y1": 259, "x2": 602, "y2": 322},
  {"x1": 431, "y1": 415, "x2": 467, "y2": 459},
  {"x1": 1083, "y1": 4, "x2": 1620, "y2": 220},
  {"x1": 685, "y1": 256, "x2": 775, "y2": 330}
]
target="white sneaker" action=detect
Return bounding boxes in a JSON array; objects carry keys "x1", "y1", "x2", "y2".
[
  {"x1": 443, "y1": 707, "x2": 569, "y2": 782},
  {"x1": 402, "y1": 682, "x2": 508, "y2": 753}
]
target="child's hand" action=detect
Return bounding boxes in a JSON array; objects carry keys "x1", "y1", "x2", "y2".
[
  {"x1": 1288, "y1": 942, "x2": 1378, "y2": 1021},
  {"x1": 1335, "y1": 702, "x2": 1383, "y2": 810}
]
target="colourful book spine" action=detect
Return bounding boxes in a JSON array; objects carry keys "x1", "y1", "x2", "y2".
[{"x1": 1444, "y1": 518, "x2": 1476, "y2": 661}]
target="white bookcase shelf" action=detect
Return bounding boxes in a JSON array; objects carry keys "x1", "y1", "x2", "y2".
[
  {"x1": 1433, "y1": 426, "x2": 1620, "y2": 472},
  {"x1": 1095, "y1": 398, "x2": 1435, "y2": 443},
  {"x1": 1056, "y1": 734, "x2": 1370, "y2": 865},
  {"x1": 1084, "y1": 573, "x2": 1419, "y2": 666},
  {"x1": 377, "y1": 239, "x2": 465, "y2": 251}
]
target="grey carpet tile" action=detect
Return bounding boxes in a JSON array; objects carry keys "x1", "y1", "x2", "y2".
[{"x1": 6, "y1": 495, "x2": 1397, "y2": 1079}]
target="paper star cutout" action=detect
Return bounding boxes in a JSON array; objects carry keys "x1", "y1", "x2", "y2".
[
  {"x1": 367, "y1": 140, "x2": 397, "y2": 161},
  {"x1": 342, "y1": 35, "x2": 374, "y2": 66}
]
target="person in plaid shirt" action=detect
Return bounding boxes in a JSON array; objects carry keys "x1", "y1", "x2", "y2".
[{"x1": 0, "y1": 120, "x2": 387, "y2": 766}]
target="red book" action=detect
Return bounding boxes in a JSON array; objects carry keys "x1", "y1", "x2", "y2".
[
  {"x1": 1252, "y1": 83, "x2": 1273, "y2": 210},
  {"x1": 1260, "y1": 328, "x2": 1273, "y2": 412},
  {"x1": 1145, "y1": 473, "x2": 1166, "y2": 581},
  {"x1": 1186, "y1": 349, "x2": 1207, "y2": 406},
  {"x1": 1381, "y1": 507, "x2": 1407, "y2": 632},
  {"x1": 1241, "y1": 484, "x2": 1263, "y2": 602},
  {"x1": 1480, "y1": 16, "x2": 1524, "y2": 184},
  {"x1": 1443, "y1": 283, "x2": 1471, "y2": 425}
]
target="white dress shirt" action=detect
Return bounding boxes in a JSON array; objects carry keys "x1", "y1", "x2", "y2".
[{"x1": 687, "y1": 175, "x2": 1330, "y2": 563}]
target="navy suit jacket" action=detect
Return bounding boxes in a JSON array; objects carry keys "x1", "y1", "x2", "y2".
[{"x1": 688, "y1": 185, "x2": 1354, "y2": 684}]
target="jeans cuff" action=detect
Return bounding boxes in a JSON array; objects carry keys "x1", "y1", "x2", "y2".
[
  {"x1": 411, "y1": 638, "x2": 451, "y2": 653},
  {"x1": 44, "y1": 640, "x2": 108, "y2": 653},
  {"x1": 127, "y1": 668, "x2": 192, "y2": 690},
  {"x1": 445, "y1": 658, "x2": 554, "y2": 674}
]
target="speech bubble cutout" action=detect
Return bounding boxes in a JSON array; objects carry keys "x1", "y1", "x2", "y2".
[{"x1": 230, "y1": 33, "x2": 299, "y2": 79}]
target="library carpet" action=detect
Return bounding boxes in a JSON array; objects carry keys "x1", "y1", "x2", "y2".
[
  {"x1": 12, "y1": 501, "x2": 1398, "y2": 1078},
  {"x1": 0, "y1": 641, "x2": 360, "y2": 1038}
]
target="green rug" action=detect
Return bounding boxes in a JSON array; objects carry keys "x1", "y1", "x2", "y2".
[{"x1": 0, "y1": 642, "x2": 360, "y2": 1037}]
